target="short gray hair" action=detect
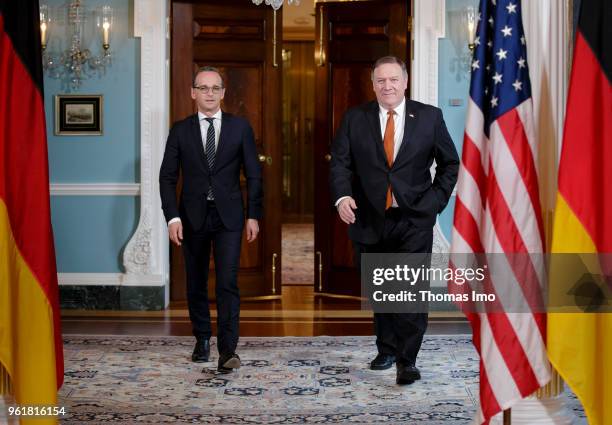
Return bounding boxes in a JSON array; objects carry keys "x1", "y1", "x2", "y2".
[
  {"x1": 371, "y1": 56, "x2": 408, "y2": 80},
  {"x1": 192, "y1": 66, "x2": 224, "y2": 87}
]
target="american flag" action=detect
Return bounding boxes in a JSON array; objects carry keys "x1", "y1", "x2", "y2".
[{"x1": 450, "y1": 0, "x2": 551, "y2": 423}]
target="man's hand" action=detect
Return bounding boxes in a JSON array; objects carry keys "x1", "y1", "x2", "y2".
[
  {"x1": 246, "y1": 219, "x2": 259, "y2": 243},
  {"x1": 168, "y1": 221, "x2": 183, "y2": 246},
  {"x1": 337, "y1": 197, "x2": 357, "y2": 224}
]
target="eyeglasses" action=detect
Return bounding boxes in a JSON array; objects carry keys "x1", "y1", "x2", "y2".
[{"x1": 193, "y1": 85, "x2": 223, "y2": 94}]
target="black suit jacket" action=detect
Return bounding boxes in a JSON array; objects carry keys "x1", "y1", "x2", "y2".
[
  {"x1": 159, "y1": 112, "x2": 263, "y2": 232},
  {"x1": 330, "y1": 99, "x2": 459, "y2": 244}
]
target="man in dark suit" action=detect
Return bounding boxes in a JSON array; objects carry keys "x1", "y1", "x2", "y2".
[
  {"x1": 330, "y1": 56, "x2": 459, "y2": 385},
  {"x1": 159, "y1": 66, "x2": 262, "y2": 373}
]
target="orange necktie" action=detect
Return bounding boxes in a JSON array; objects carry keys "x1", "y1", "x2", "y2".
[{"x1": 383, "y1": 110, "x2": 395, "y2": 209}]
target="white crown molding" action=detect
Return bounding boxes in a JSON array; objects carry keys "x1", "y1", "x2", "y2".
[
  {"x1": 121, "y1": 0, "x2": 170, "y2": 305},
  {"x1": 58, "y1": 273, "x2": 165, "y2": 287},
  {"x1": 50, "y1": 183, "x2": 140, "y2": 196}
]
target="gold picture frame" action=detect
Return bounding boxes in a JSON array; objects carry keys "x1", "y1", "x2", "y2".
[{"x1": 54, "y1": 94, "x2": 103, "y2": 136}]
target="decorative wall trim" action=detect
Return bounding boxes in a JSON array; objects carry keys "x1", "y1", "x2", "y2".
[
  {"x1": 412, "y1": 0, "x2": 450, "y2": 253},
  {"x1": 59, "y1": 273, "x2": 123, "y2": 286},
  {"x1": 58, "y1": 273, "x2": 165, "y2": 287},
  {"x1": 50, "y1": 183, "x2": 140, "y2": 196},
  {"x1": 411, "y1": 0, "x2": 445, "y2": 107},
  {"x1": 121, "y1": 0, "x2": 170, "y2": 303}
]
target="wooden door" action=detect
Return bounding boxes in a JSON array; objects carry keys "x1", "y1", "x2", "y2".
[
  {"x1": 314, "y1": 0, "x2": 411, "y2": 297},
  {"x1": 170, "y1": 0, "x2": 282, "y2": 300},
  {"x1": 282, "y1": 41, "x2": 315, "y2": 223}
]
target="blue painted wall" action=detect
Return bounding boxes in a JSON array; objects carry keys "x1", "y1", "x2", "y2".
[
  {"x1": 437, "y1": 0, "x2": 479, "y2": 242},
  {"x1": 44, "y1": 0, "x2": 475, "y2": 270},
  {"x1": 51, "y1": 197, "x2": 139, "y2": 272},
  {"x1": 44, "y1": 0, "x2": 140, "y2": 273}
]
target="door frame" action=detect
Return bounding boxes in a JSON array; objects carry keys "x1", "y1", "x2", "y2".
[
  {"x1": 120, "y1": 0, "x2": 171, "y2": 308},
  {"x1": 313, "y1": 0, "x2": 412, "y2": 298},
  {"x1": 168, "y1": 0, "x2": 283, "y2": 302}
]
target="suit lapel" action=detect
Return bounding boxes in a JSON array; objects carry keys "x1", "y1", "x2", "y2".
[
  {"x1": 365, "y1": 102, "x2": 390, "y2": 167},
  {"x1": 214, "y1": 112, "x2": 231, "y2": 170},
  {"x1": 191, "y1": 114, "x2": 209, "y2": 172},
  {"x1": 394, "y1": 99, "x2": 418, "y2": 166}
]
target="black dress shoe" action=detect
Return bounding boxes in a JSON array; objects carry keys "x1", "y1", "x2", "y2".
[
  {"x1": 191, "y1": 339, "x2": 210, "y2": 363},
  {"x1": 396, "y1": 363, "x2": 421, "y2": 385},
  {"x1": 370, "y1": 353, "x2": 396, "y2": 370},
  {"x1": 218, "y1": 353, "x2": 241, "y2": 373}
]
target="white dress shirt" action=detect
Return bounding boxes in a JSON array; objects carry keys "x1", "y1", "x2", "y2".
[{"x1": 198, "y1": 109, "x2": 222, "y2": 152}]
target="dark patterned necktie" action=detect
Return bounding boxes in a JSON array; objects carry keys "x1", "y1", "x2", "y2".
[{"x1": 204, "y1": 117, "x2": 216, "y2": 199}]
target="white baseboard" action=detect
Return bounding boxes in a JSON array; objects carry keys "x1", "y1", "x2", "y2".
[
  {"x1": 58, "y1": 273, "x2": 165, "y2": 287},
  {"x1": 50, "y1": 183, "x2": 141, "y2": 196}
]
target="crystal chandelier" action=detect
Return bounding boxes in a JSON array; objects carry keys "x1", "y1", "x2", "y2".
[
  {"x1": 251, "y1": 0, "x2": 301, "y2": 11},
  {"x1": 39, "y1": 0, "x2": 113, "y2": 90}
]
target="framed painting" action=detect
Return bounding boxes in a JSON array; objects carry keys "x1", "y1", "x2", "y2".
[{"x1": 54, "y1": 94, "x2": 103, "y2": 135}]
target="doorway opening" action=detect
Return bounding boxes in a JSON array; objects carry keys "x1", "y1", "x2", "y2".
[{"x1": 280, "y1": 4, "x2": 316, "y2": 289}]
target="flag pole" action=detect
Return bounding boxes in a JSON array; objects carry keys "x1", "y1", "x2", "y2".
[
  {"x1": 0, "y1": 364, "x2": 11, "y2": 395},
  {"x1": 503, "y1": 409, "x2": 511, "y2": 425}
]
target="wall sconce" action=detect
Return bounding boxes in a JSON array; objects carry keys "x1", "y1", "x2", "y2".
[
  {"x1": 448, "y1": 4, "x2": 478, "y2": 81},
  {"x1": 465, "y1": 6, "x2": 476, "y2": 51},
  {"x1": 40, "y1": 0, "x2": 113, "y2": 91}
]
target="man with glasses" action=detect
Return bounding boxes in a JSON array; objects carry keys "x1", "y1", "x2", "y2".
[
  {"x1": 330, "y1": 56, "x2": 459, "y2": 385},
  {"x1": 160, "y1": 66, "x2": 262, "y2": 373}
]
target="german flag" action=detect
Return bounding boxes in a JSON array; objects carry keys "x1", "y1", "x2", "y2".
[
  {"x1": 548, "y1": 0, "x2": 612, "y2": 423},
  {"x1": 0, "y1": 0, "x2": 64, "y2": 423}
]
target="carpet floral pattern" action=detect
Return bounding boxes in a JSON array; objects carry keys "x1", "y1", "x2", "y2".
[
  {"x1": 281, "y1": 224, "x2": 314, "y2": 285},
  {"x1": 52, "y1": 335, "x2": 584, "y2": 424}
]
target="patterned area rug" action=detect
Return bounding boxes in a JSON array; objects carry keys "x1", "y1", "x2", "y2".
[
  {"x1": 282, "y1": 223, "x2": 314, "y2": 285},
  {"x1": 51, "y1": 335, "x2": 584, "y2": 424}
]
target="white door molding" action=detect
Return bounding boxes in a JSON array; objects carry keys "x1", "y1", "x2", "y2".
[
  {"x1": 411, "y1": 0, "x2": 445, "y2": 107},
  {"x1": 412, "y1": 0, "x2": 450, "y2": 252},
  {"x1": 121, "y1": 0, "x2": 171, "y2": 306}
]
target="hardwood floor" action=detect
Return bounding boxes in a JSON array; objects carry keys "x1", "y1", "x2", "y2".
[
  {"x1": 61, "y1": 225, "x2": 471, "y2": 337},
  {"x1": 61, "y1": 286, "x2": 470, "y2": 337}
]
